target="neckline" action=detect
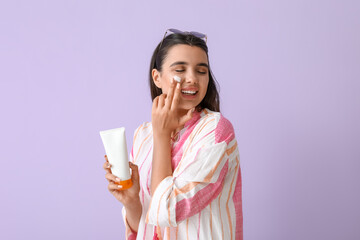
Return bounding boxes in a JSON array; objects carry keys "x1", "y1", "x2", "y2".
[
  {"x1": 170, "y1": 109, "x2": 204, "y2": 144},
  {"x1": 170, "y1": 130, "x2": 181, "y2": 143}
]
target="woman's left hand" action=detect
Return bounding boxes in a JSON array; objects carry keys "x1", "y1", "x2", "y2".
[{"x1": 151, "y1": 79, "x2": 194, "y2": 137}]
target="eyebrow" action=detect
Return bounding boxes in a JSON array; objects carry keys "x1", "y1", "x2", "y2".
[{"x1": 169, "y1": 61, "x2": 209, "y2": 68}]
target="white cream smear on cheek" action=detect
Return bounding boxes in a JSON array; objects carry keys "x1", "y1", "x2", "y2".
[{"x1": 173, "y1": 75, "x2": 181, "y2": 83}]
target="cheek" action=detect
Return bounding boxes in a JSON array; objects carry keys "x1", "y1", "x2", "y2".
[
  {"x1": 201, "y1": 81, "x2": 209, "y2": 95},
  {"x1": 162, "y1": 84, "x2": 171, "y2": 95},
  {"x1": 159, "y1": 77, "x2": 170, "y2": 93}
]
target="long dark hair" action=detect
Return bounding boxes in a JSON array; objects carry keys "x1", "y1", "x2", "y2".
[{"x1": 149, "y1": 33, "x2": 220, "y2": 112}]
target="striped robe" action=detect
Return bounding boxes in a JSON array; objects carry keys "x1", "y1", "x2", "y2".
[{"x1": 122, "y1": 108, "x2": 243, "y2": 240}]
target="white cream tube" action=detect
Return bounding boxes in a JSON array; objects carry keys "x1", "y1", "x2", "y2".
[{"x1": 99, "y1": 127, "x2": 132, "y2": 190}]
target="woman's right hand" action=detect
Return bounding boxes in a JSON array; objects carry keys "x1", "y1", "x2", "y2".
[
  {"x1": 103, "y1": 155, "x2": 140, "y2": 208},
  {"x1": 151, "y1": 79, "x2": 194, "y2": 138}
]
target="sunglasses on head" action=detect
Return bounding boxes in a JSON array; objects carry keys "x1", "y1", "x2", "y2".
[{"x1": 158, "y1": 28, "x2": 207, "y2": 51}]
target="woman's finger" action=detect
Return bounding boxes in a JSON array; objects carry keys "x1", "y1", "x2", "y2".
[
  {"x1": 103, "y1": 161, "x2": 111, "y2": 169},
  {"x1": 171, "y1": 82, "x2": 181, "y2": 111},
  {"x1": 103, "y1": 162, "x2": 112, "y2": 174},
  {"x1": 105, "y1": 172, "x2": 121, "y2": 183},
  {"x1": 108, "y1": 182, "x2": 123, "y2": 191},
  {"x1": 129, "y1": 162, "x2": 139, "y2": 182},
  {"x1": 158, "y1": 94, "x2": 166, "y2": 108},
  {"x1": 152, "y1": 96, "x2": 159, "y2": 112},
  {"x1": 179, "y1": 107, "x2": 195, "y2": 126},
  {"x1": 165, "y1": 78, "x2": 176, "y2": 109}
]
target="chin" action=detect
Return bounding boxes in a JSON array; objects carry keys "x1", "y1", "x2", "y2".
[
  {"x1": 178, "y1": 105, "x2": 201, "y2": 114},
  {"x1": 179, "y1": 103, "x2": 197, "y2": 110}
]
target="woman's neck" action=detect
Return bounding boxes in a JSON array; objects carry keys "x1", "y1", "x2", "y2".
[{"x1": 171, "y1": 107, "x2": 200, "y2": 137}]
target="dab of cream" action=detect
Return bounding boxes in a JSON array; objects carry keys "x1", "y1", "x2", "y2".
[{"x1": 173, "y1": 75, "x2": 181, "y2": 83}]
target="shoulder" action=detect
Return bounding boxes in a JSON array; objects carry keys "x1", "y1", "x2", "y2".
[{"x1": 195, "y1": 108, "x2": 236, "y2": 145}]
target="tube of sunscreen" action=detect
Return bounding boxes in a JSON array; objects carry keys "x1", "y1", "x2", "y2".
[{"x1": 99, "y1": 127, "x2": 133, "y2": 190}]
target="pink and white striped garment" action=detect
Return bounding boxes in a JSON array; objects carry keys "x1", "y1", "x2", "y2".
[{"x1": 122, "y1": 108, "x2": 243, "y2": 240}]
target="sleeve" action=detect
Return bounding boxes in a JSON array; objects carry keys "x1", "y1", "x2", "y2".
[
  {"x1": 120, "y1": 123, "x2": 145, "y2": 239},
  {"x1": 130, "y1": 122, "x2": 151, "y2": 164},
  {"x1": 121, "y1": 207, "x2": 138, "y2": 240},
  {"x1": 145, "y1": 114, "x2": 237, "y2": 227},
  {"x1": 130, "y1": 123, "x2": 143, "y2": 164}
]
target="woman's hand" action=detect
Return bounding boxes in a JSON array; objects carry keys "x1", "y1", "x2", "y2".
[
  {"x1": 103, "y1": 155, "x2": 140, "y2": 208},
  {"x1": 103, "y1": 155, "x2": 142, "y2": 232},
  {"x1": 152, "y1": 78, "x2": 194, "y2": 137}
]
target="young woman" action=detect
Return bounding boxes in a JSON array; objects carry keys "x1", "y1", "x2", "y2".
[{"x1": 103, "y1": 29, "x2": 243, "y2": 240}]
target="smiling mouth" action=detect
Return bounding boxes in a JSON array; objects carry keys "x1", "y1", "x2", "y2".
[{"x1": 181, "y1": 90, "x2": 198, "y2": 95}]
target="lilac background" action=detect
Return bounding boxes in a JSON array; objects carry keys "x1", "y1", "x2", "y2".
[{"x1": 1, "y1": 0, "x2": 359, "y2": 239}]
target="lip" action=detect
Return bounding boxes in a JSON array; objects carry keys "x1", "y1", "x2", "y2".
[
  {"x1": 181, "y1": 87, "x2": 199, "y2": 91},
  {"x1": 181, "y1": 91, "x2": 198, "y2": 99}
]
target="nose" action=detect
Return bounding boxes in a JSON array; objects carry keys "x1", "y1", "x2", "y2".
[{"x1": 184, "y1": 70, "x2": 198, "y2": 84}]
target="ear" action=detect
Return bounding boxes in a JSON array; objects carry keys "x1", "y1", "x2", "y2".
[{"x1": 152, "y1": 69, "x2": 162, "y2": 89}]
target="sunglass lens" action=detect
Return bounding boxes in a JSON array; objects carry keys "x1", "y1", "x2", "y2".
[
  {"x1": 190, "y1": 31, "x2": 206, "y2": 38},
  {"x1": 169, "y1": 28, "x2": 183, "y2": 34}
]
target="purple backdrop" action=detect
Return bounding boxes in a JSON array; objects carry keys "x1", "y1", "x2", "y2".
[{"x1": 1, "y1": 0, "x2": 359, "y2": 239}]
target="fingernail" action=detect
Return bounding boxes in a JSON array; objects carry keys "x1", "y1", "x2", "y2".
[
  {"x1": 177, "y1": 83, "x2": 180, "y2": 89},
  {"x1": 170, "y1": 78, "x2": 174, "y2": 84},
  {"x1": 118, "y1": 185, "x2": 123, "y2": 188},
  {"x1": 115, "y1": 178, "x2": 120, "y2": 182},
  {"x1": 107, "y1": 164, "x2": 111, "y2": 168}
]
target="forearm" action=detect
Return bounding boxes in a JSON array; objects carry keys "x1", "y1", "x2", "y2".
[
  {"x1": 125, "y1": 198, "x2": 142, "y2": 232},
  {"x1": 151, "y1": 133, "x2": 173, "y2": 195}
]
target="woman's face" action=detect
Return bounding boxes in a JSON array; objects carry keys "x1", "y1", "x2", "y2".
[{"x1": 152, "y1": 44, "x2": 209, "y2": 113}]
